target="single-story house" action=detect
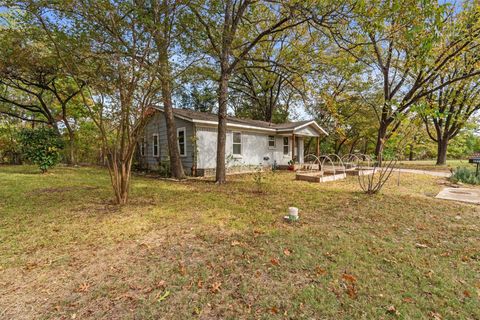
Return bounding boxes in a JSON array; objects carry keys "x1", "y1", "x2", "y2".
[{"x1": 138, "y1": 107, "x2": 327, "y2": 176}]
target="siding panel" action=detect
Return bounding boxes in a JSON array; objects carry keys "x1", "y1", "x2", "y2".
[{"x1": 141, "y1": 112, "x2": 194, "y2": 172}]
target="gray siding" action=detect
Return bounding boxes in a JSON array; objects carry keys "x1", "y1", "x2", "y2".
[{"x1": 141, "y1": 112, "x2": 195, "y2": 173}]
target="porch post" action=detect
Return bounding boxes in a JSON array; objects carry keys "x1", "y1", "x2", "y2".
[
  {"x1": 292, "y1": 134, "x2": 296, "y2": 162},
  {"x1": 316, "y1": 137, "x2": 320, "y2": 157}
]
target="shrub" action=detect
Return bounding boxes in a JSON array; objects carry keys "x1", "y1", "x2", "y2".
[
  {"x1": 450, "y1": 167, "x2": 480, "y2": 185},
  {"x1": 158, "y1": 158, "x2": 171, "y2": 177},
  {"x1": 18, "y1": 127, "x2": 64, "y2": 173},
  {"x1": 358, "y1": 158, "x2": 397, "y2": 194}
]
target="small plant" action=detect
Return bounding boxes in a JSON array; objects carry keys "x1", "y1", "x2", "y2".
[
  {"x1": 358, "y1": 158, "x2": 397, "y2": 194},
  {"x1": 450, "y1": 167, "x2": 480, "y2": 185},
  {"x1": 288, "y1": 157, "x2": 296, "y2": 170},
  {"x1": 252, "y1": 164, "x2": 264, "y2": 193},
  {"x1": 18, "y1": 127, "x2": 64, "y2": 173},
  {"x1": 158, "y1": 157, "x2": 171, "y2": 177}
]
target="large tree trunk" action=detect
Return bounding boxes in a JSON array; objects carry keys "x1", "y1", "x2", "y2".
[
  {"x1": 436, "y1": 137, "x2": 448, "y2": 165},
  {"x1": 215, "y1": 72, "x2": 229, "y2": 184},
  {"x1": 160, "y1": 50, "x2": 186, "y2": 179}
]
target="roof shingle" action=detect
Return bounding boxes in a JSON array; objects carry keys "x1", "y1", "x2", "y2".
[{"x1": 166, "y1": 108, "x2": 314, "y2": 131}]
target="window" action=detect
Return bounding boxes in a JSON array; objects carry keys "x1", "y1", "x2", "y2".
[
  {"x1": 268, "y1": 135, "x2": 276, "y2": 148},
  {"x1": 283, "y1": 137, "x2": 289, "y2": 155},
  {"x1": 233, "y1": 132, "x2": 242, "y2": 155},
  {"x1": 152, "y1": 134, "x2": 159, "y2": 157},
  {"x1": 140, "y1": 137, "x2": 146, "y2": 156},
  {"x1": 177, "y1": 127, "x2": 186, "y2": 157}
]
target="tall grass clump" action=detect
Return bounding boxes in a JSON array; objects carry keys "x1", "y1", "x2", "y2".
[{"x1": 451, "y1": 167, "x2": 480, "y2": 185}]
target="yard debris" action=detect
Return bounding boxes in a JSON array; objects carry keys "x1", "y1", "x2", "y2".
[
  {"x1": 156, "y1": 290, "x2": 170, "y2": 302},
  {"x1": 76, "y1": 282, "x2": 90, "y2": 293},
  {"x1": 415, "y1": 243, "x2": 429, "y2": 249},
  {"x1": 283, "y1": 248, "x2": 291, "y2": 256},
  {"x1": 342, "y1": 273, "x2": 357, "y2": 283},
  {"x1": 341, "y1": 273, "x2": 358, "y2": 299},
  {"x1": 428, "y1": 311, "x2": 442, "y2": 320},
  {"x1": 178, "y1": 262, "x2": 187, "y2": 275},
  {"x1": 209, "y1": 281, "x2": 222, "y2": 294},
  {"x1": 155, "y1": 280, "x2": 166, "y2": 289},
  {"x1": 231, "y1": 240, "x2": 241, "y2": 246},
  {"x1": 402, "y1": 297, "x2": 414, "y2": 303},
  {"x1": 386, "y1": 305, "x2": 399, "y2": 316},
  {"x1": 270, "y1": 257, "x2": 280, "y2": 266},
  {"x1": 269, "y1": 306, "x2": 279, "y2": 314},
  {"x1": 315, "y1": 266, "x2": 327, "y2": 276}
]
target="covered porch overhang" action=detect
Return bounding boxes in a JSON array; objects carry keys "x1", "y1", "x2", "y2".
[{"x1": 277, "y1": 126, "x2": 327, "y2": 164}]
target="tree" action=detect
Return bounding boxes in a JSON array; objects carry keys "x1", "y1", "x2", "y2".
[
  {"x1": 138, "y1": 0, "x2": 190, "y2": 179},
  {"x1": 0, "y1": 116, "x2": 22, "y2": 164},
  {"x1": 230, "y1": 31, "x2": 311, "y2": 123},
  {"x1": 188, "y1": 0, "x2": 309, "y2": 183},
  {"x1": 19, "y1": 0, "x2": 161, "y2": 204},
  {"x1": 0, "y1": 15, "x2": 84, "y2": 165},
  {"x1": 18, "y1": 126, "x2": 64, "y2": 172},
  {"x1": 179, "y1": 84, "x2": 217, "y2": 113},
  {"x1": 422, "y1": 73, "x2": 480, "y2": 165},
  {"x1": 330, "y1": 0, "x2": 480, "y2": 163}
]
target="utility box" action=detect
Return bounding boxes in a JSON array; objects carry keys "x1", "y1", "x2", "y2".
[{"x1": 468, "y1": 152, "x2": 480, "y2": 176}]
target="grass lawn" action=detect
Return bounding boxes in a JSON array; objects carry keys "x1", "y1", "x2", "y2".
[
  {"x1": 396, "y1": 159, "x2": 476, "y2": 172},
  {"x1": 0, "y1": 165, "x2": 479, "y2": 319}
]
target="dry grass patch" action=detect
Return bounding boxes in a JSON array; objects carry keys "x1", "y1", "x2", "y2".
[{"x1": 0, "y1": 166, "x2": 479, "y2": 319}]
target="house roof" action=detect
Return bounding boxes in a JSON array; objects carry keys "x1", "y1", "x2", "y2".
[{"x1": 154, "y1": 107, "x2": 328, "y2": 136}]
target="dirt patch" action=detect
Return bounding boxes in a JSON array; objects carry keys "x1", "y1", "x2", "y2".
[{"x1": 0, "y1": 227, "x2": 238, "y2": 319}]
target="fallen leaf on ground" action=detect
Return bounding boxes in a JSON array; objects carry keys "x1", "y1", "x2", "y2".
[
  {"x1": 270, "y1": 258, "x2": 280, "y2": 266},
  {"x1": 178, "y1": 262, "x2": 187, "y2": 275},
  {"x1": 283, "y1": 248, "x2": 291, "y2": 256},
  {"x1": 77, "y1": 282, "x2": 90, "y2": 293},
  {"x1": 269, "y1": 306, "x2": 278, "y2": 314},
  {"x1": 386, "y1": 305, "x2": 399, "y2": 315},
  {"x1": 316, "y1": 267, "x2": 327, "y2": 275},
  {"x1": 346, "y1": 284, "x2": 357, "y2": 299},
  {"x1": 415, "y1": 243, "x2": 429, "y2": 249},
  {"x1": 428, "y1": 311, "x2": 442, "y2": 320},
  {"x1": 156, "y1": 280, "x2": 166, "y2": 289},
  {"x1": 403, "y1": 297, "x2": 414, "y2": 303},
  {"x1": 210, "y1": 281, "x2": 221, "y2": 293},
  {"x1": 157, "y1": 290, "x2": 170, "y2": 302},
  {"x1": 342, "y1": 273, "x2": 357, "y2": 283}
]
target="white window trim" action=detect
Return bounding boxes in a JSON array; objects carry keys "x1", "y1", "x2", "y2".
[
  {"x1": 283, "y1": 137, "x2": 289, "y2": 156},
  {"x1": 232, "y1": 131, "x2": 242, "y2": 157},
  {"x1": 152, "y1": 134, "x2": 159, "y2": 157},
  {"x1": 140, "y1": 137, "x2": 146, "y2": 156},
  {"x1": 268, "y1": 135, "x2": 276, "y2": 149},
  {"x1": 177, "y1": 127, "x2": 187, "y2": 157}
]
